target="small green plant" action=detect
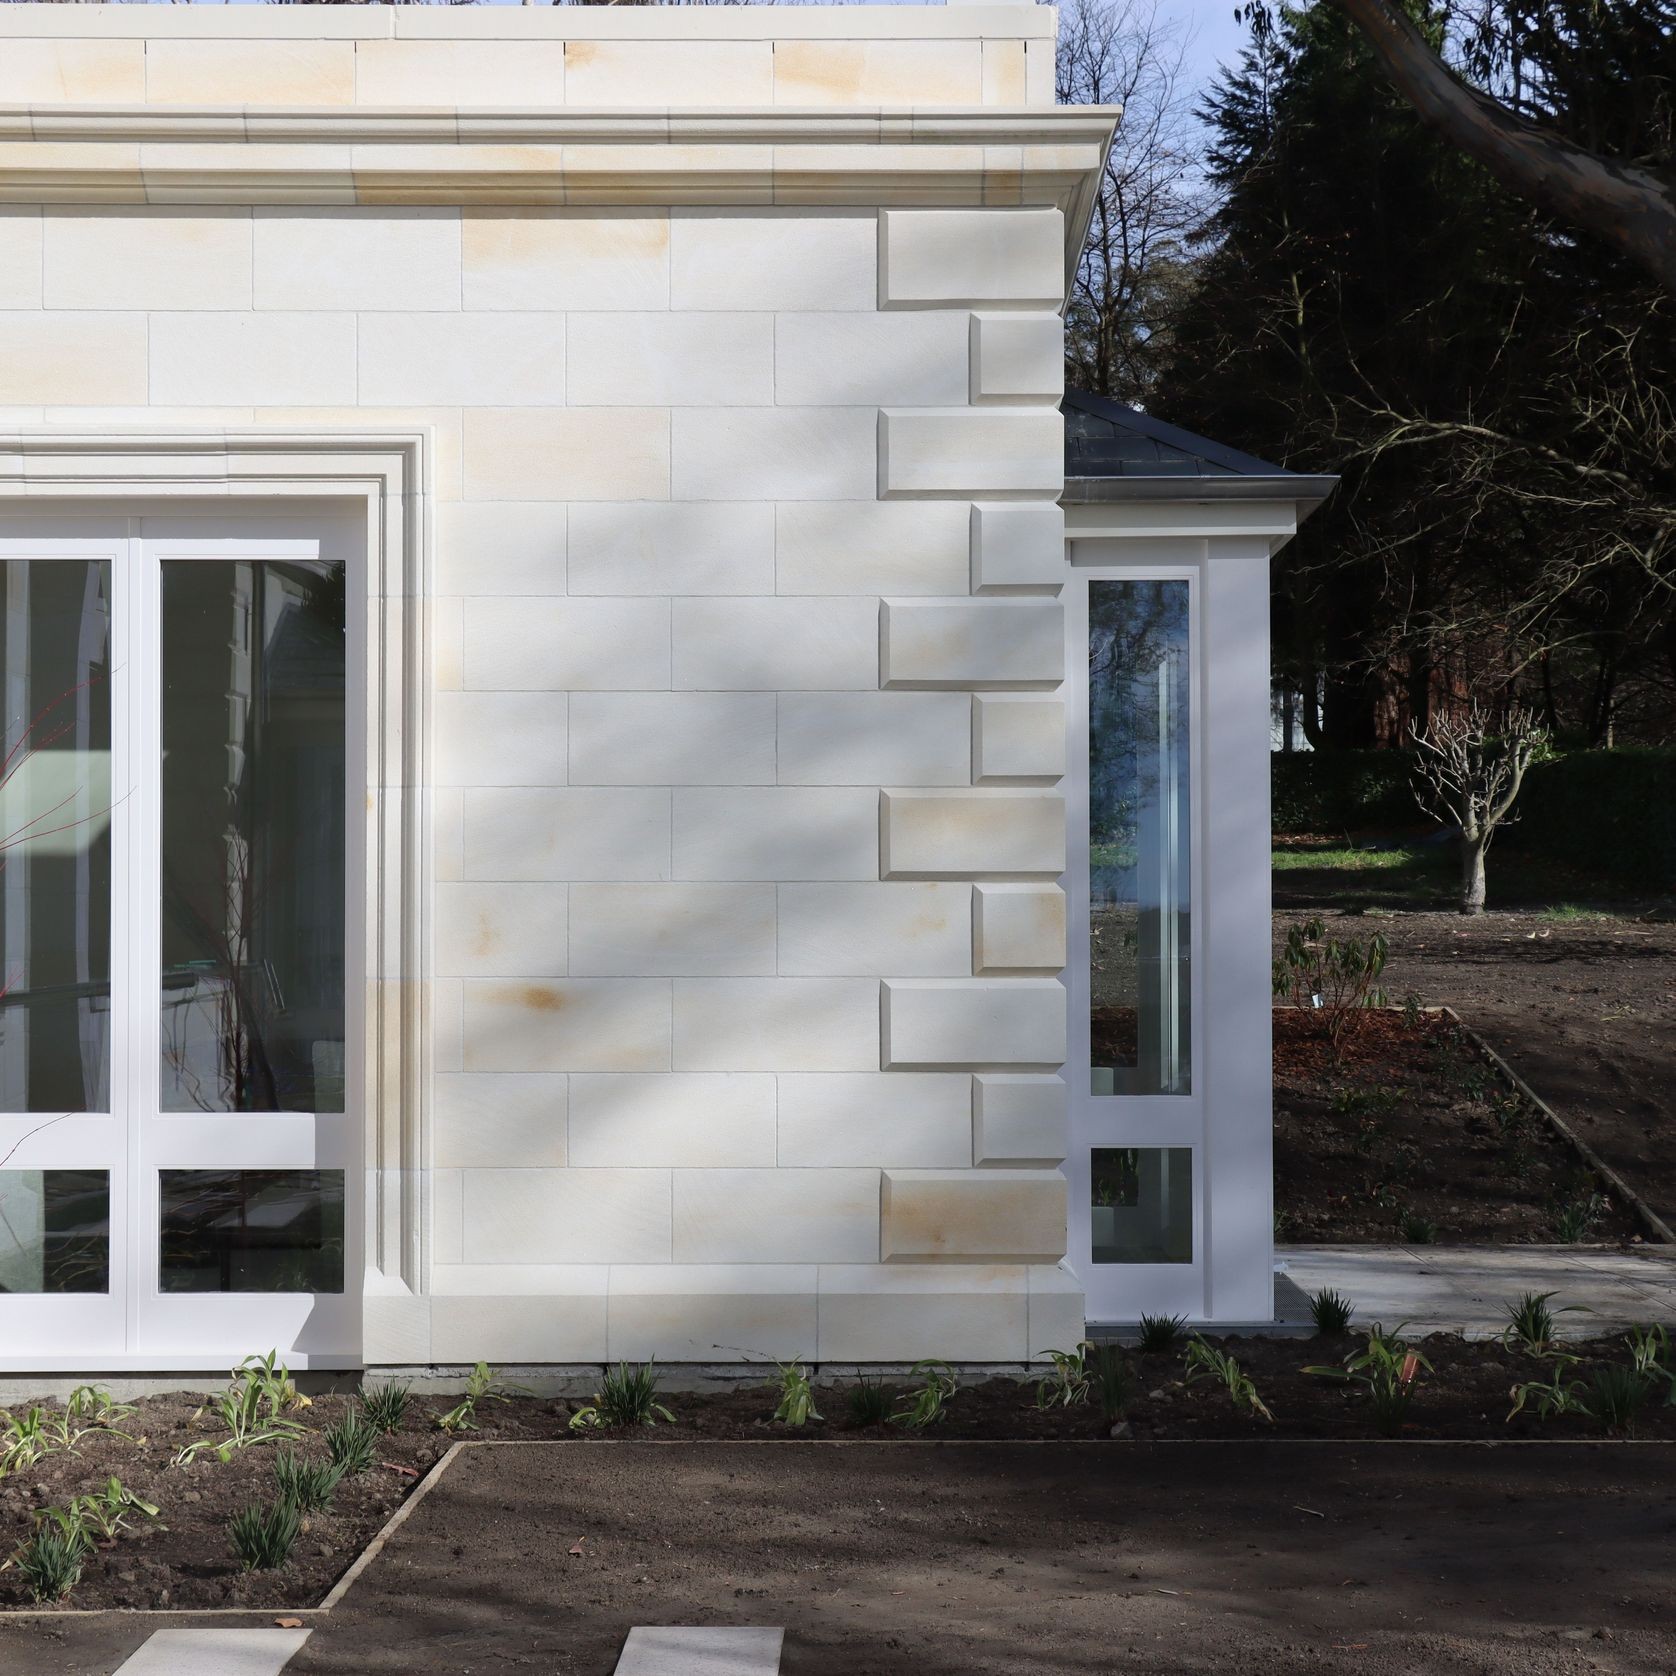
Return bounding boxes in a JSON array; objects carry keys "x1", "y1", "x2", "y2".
[
  {"x1": 770, "y1": 1359, "x2": 821, "y2": 1428},
  {"x1": 1184, "y1": 1338, "x2": 1272, "y2": 1422},
  {"x1": 1553, "y1": 1194, "x2": 1605, "y2": 1243},
  {"x1": 1399, "y1": 1210, "x2": 1437, "y2": 1245},
  {"x1": 1583, "y1": 1365, "x2": 1652, "y2": 1436},
  {"x1": 1501, "y1": 1291, "x2": 1584, "y2": 1357},
  {"x1": 1085, "y1": 1342, "x2": 1132, "y2": 1423},
  {"x1": 1034, "y1": 1346, "x2": 1092, "y2": 1409},
  {"x1": 1272, "y1": 916, "x2": 1389, "y2": 1055},
  {"x1": 1330, "y1": 1086, "x2": 1401, "y2": 1121},
  {"x1": 436, "y1": 1361, "x2": 527, "y2": 1434},
  {"x1": 358, "y1": 1381, "x2": 410, "y2": 1435},
  {"x1": 1306, "y1": 1323, "x2": 1431, "y2": 1436},
  {"x1": 60, "y1": 1478, "x2": 160, "y2": 1545},
  {"x1": 230, "y1": 1498, "x2": 301, "y2": 1572},
  {"x1": 0, "y1": 1406, "x2": 60, "y2": 1477},
  {"x1": 1626, "y1": 1324, "x2": 1676, "y2": 1401},
  {"x1": 10, "y1": 1529, "x2": 84, "y2": 1602},
  {"x1": 1308, "y1": 1288, "x2": 1355, "y2": 1336},
  {"x1": 1136, "y1": 1313, "x2": 1188, "y2": 1354},
  {"x1": 176, "y1": 1352, "x2": 309, "y2": 1466},
  {"x1": 846, "y1": 1377, "x2": 892, "y2": 1427},
  {"x1": 64, "y1": 1385, "x2": 137, "y2": 1435},
  {"x1": 273, "y1": 1448, "x2": 343, "y2": 1513},
  {"x1": 1508, "y1": 1360, "x2": 1587, "y2": 1423},
  {"x1": 323, "y1": 1409, "x2": 379, "y2": 1476},
  {"x1": 569, "y1": 1362, "x2": 677, "y2": 1431},
  {"x1": 890, "y1": 1359, "x2": 958, "y2": 1431}
]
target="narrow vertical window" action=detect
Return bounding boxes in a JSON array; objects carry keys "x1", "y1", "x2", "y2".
[
  {"x1": 1089, "y1": 579, "x2": 1191, "y2": 1095},
  {"x1": 160, "y1": 561, "x2": 347, "y2": 1113},
  {"x1": 0, "y1": 560, "x2": 112, "y2": 1114}
]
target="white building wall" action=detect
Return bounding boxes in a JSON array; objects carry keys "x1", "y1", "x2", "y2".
[{"x1": 0, "y1": 1, "x2": 1101, "y2": 1367}]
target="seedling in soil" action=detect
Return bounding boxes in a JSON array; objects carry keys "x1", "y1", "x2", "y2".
[
  {"x1": 9, "y1": 1528, "x2": 84, "y2": 1601},
  {"x1": 1552, "y1": 1194, "x2": 1605, "y2": 1244},
  {"x1": 1272, "y1": 917, "x2": 1389, "y2": 1055},
  {"x1": 358, "y1": 1381, "x2": 411, "y2": 1435},
  {"x1": 1501, "y1": 1291, "x2": 1584, "y2": 1358},
  {"x1": 1626, "y1": 1325, "x2": 1676, "y2": 1402},
  {"x1": 274, "y1": 1448, "x2": 344, "y2": 1513},
  {"x1": 176, "y1": 1353, "x2": 309, "y2": 1467},
  {"x1": 1400, "y1": 1210, "x2": 1437, "y2": 1245},
  {"x1": 891, "y1": 1359, "x2": 957, "y2": 1431},
  {"x1": 1583, "y1": 1366, "x2": 1653, "y2": 1436},
  {"x1": 846, "y1": 1377, "x2": 891, "y2": 1427},
  {"x1": 230, "y1": 1497, "x2": 301, "y2": 1572},
  {"x1": 59, "y1": 1478, "x2": 160, "y2": 1544},
  {"x1": 770, "y1": 1360, "x2": 821, "y2": 1428},
  {"x1": 570, "y1": 1362, "x2": 676, "y2": 1431},
  {"x1": 324, "y1": 1410, "x2": 379, "y2": 1476},
  {"x1": 1306, "y1": 1323, "x2": 1431, "y2": 1436},
  {"x1": 1034, "y1": 1346, "x2": 1092, "y2": 1410},
  {"x1": 436, "y1": 1361, "x2": 528, "y2": 1434},
  {"x1": 1308, "y1": 1288, "x2": 1355, "y2": 1336},
  {"x1": 1137, "y1": 1313, "x2": 1188, "y2": 1355},
  {"x1": 1184, "y1": 1339, "x2": 1273, "y2": 1423},
  {"x1": 1085, "y1": 1342, "x2": 1132, "y2": 1422}
]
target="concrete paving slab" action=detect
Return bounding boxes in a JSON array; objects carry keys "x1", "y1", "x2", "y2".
[
  {"x1": 614, "y1": 1626, "x2": 783, "y2": 1676},
  {"x1": 112, "y1": 1627, "x2": 311, "y2": 1676}
]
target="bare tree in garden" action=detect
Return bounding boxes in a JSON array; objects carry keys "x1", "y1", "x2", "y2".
[
  {"x1": 1410, "y1": 703, "x2": 1546, "y2": 915},
  {"x1": 1058, "y1": 0, "x2": 1204, "y2": 404}
]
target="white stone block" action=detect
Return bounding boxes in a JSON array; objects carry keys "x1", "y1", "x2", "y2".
[
  {"x1": 775, "y1": 501, "x2": 970, "y2": 597},
  {"x1": 568, "y1": 312, "x2": 773, "y2": 407},
  {"x1": 674, "y1": 979, "x2": 879, "y2": 1072},
  {"x1": 432, "y1": 979, "x2": 463, "y2": 1075},
  {"x1": 431, "y1": 1288, "x2": 607, "y2": 1364},
  {"x1": 0, "y1": 212, "x2": 41, "y2": 311},
  {"x1": 434, "y1": 1072, "x2": 568, "y2": 1169},
  {"x1": 606, "y1": 1268, "x2": 816, "y2": 1367},
  {"x1": 971, "y1": 502, "x2": 1066, "y2": 592},
  {"x1": 436, "y1": 882, "x2": 568, "y2": 979},
  {"x1": 569, "y1": 503, "x2": 775, "y2": 597},
  {"x1": 981, "y1": 38, "x2": 1028, "y2": 105},
  {"x1": 463, "y1": 1168, "x2": 671, "y2": 1265},
  {"x1": 881, "y1": 790, "x2": 1066, "y2": 878},
  {"x1": 462, "y1": 979, "x2": 672, "y2": 1074},
  {"x1": 773, "y1": 39, "x2": 983, "y2": 105},
  {"x1": 881, "y1": 599, "x2": 1063, "y2": 689},
  {"x1": 570, "y1": 1074, "x2": 776, "y2": 1168},
  {"x1": 1027, "y1": 1264, "x2": 1087, "y2": 1359},
  {"x1": 433, "y1": 1168, "x2": 463, "y2": 1264},
  {"x1": 970, "y1": 312, "x2": 1064, "y2": 402},
  {"x1": 434, "y1": 691, "x2": 567, "y2": 789},
  {"x1": 0, "y1": 41, "x2": 145, "y2": 105},
  {"x1": 673, "y1": 598, "x2": 878, "y2": 692},
  {"x1": 973, "y1": 694, "x2": 1066, "y2": 782},
  {"x1": 565, "y1": 40, "x2": 774, "y2": 106},
  {"x1": 671, "y1": 209, "x2": 875, "y2": 311},
  {"x1": 463, "y1": 788, "x2": 670, "y2": 883},
  {"x1": 569, "y1": 884, "x2": 776, "y2": 978},
  {"x1": 974, "y1": 1074, "x2": 1067, "y2": 1166},
  {"x1": 777, "y1": 1072, "x2": 972, "y2": 1169},
  {"x1": 775, "y1": 311, "x2": 968, "y2": 407},
  {"x1": 881, "y1": 1168, "x2": 1067, "y2": 1261},
  {"x1": 672, "y1": 408, "x2": 876, "y2": 501},
  {"x1": 777, "y1": 883, "x2": 970, "y2": 977},
  {"x1": 253, "y1": 207, "x2": 460, "y2": 310},
  {"x1": 359, "y1": 313, "x2": 566, "y2": 407},
  {"x1": 0, "y1": 313, "x2": 147, "y2": 406},
  {"x1": 463, "y1": 209, "x2": 670, "y2": 312},
  {"x1": 879, "y1": 207, "x2": 1064, "y2": 308},
  {"x1": 879, "y1": 409, "x2": 1063, "y2": 498},
  {"x1": 433, "y1": 785, "x2": 463, "y2": 884},
  {"x1": 463, "y1": 408, "x2": 670, "y2": 503},
  {"x1": 149, "y1": 313, "x2": 355, "y2": 406},
  {"x1": 43, "y1": 208, "x2": 251, "y2": 311},
  {"x1": 672, "y1": 787, "x2": 879, "y2": 882},
  {"x1": 673, "y1": 1168, "x2": 879, "y2": 1263},
  {"x1": 435, "y1": 503, "x2": 567, "y2": 598},
  {"x1": 569, "y1": 694, "x2": 775, "y2": 786},
  {"x1": 353, "y1": 39, "x2": 566, "y2": 106},
  {"x1": 464, "y1": 598, "x2": 670, "y2": 693},
  {"x1": 146, "y1": 40, "x2": 356, "y2": 106},
  {"x1": 973, "y1": 883, "x2": 1066, "y2": 973},
  {"x1": 777, "y1": 693, "x2": 970, "y2": 787},
  {"x1": 816, "y1": 1264, "x2": 1028, "y2": 1362},
  {"x1": 882, "y1": 979, "x2": 1066, "y2": 1067}
]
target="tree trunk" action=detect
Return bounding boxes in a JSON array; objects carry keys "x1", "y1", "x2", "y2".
[{"x1": 1459, "y1": 834, "x2": 1487, "y2": 916}]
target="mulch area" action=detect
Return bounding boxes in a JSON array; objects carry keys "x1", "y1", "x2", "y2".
[{"x1": 1273, "y1": 1005, "x2": 1645, "y2": 1244}]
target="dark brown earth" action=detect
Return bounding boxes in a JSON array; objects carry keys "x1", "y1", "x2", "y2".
[
  {"x1": 12, "y1": 1440, "x2": 1674, "y2": 1676},
  {"x1": 1270, "y1": 904, "x2": 1676, "y2": 1234},
  {"x1": 1273, "y1": 1007, "x2": 1644, "y2": 1243}
]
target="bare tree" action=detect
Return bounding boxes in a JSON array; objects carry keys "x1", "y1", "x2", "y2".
[
  {"x1": 1410, "y1": 703, "x2": 1546, "y2": 914},
  {"x1": 1059, "y1": 0, "x2": 1204, "y2": 403}
]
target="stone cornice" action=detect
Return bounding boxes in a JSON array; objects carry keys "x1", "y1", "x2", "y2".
[{"x1": 0, "y1": 105, "x2": 1118, "y2": 280}]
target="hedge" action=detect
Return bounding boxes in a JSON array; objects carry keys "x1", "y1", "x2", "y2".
[
  {"x1": 1512, "y1": 748, "x2": 1676, "y2": 891},
  {"x1": 1271, "y1": 749, "x2": 1416, "y2": 835}
]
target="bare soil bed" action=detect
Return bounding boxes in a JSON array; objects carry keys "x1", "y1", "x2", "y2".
[
  {"x1": 1273, "y1": 1007, "x2": 1645, "y2": 1244},
  {"x1": 9, "y1": 1328, "x2": 1676, "y2": 1618}
]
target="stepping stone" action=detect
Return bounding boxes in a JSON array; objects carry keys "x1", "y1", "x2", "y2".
[
  {"x1": 614, "y1": 1625, "x2": 783, "y2": 1676},
  {"x1": 113, "y1": 1627, "x2": 312, "y2": 1676}
]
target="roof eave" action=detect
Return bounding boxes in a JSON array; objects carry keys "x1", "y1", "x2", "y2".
[{"x1": 1060, "y1": 474, "x2": 1338, "y2": 518}]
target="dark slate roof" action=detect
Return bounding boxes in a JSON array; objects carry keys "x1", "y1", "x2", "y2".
[{"x1": 1061, "y1": 389, "x2": 1336, "y2": 509}]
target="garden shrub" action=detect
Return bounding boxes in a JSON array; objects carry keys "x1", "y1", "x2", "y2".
[
  {"x1": 1271, "y1": 750, "x2": 1416, "y2": 835},
  {"x1": 1511, "y1": 748, "x2": 1676, "y2": 890}
]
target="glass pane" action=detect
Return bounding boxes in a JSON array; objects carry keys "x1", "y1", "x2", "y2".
[
  {"x1": 0, "y1": 560, "x2": 112, "y2": 1113},
  {"x1": 159, "y1": 1169, "x2": 344, "y2": 1293},
  {"x1": 1091, "y1": 1147, "x2": 1192, "y2": 1264},
  {"x1": 160, "y1": 561, "x2": 346, "y2": 1113},
  {"x1": 1089, "y1": 579, "x2": 1191, "y2": 1095},
  {"x1": 0, "y1": 1170, "x2": 109, "y2": 1292}
]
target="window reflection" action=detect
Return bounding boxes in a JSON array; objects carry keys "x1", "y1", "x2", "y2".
[
  {"x1": 0, "y1": 1170, "x2": 109, "y2": 1293},
  {"x1": 160, "y1": 562, "x2": 346, "y2": 1113},
  {"x1": 1090, "y1": 1147, "x2": 1192, "y2": 1264},
  {"x1": 1089, "y1": 579, "x2": 1191, "y2": 1095},
  {"x1": 158, "y1": 1169, "x2": 344, "y2": 1294},
  {"x1": 0, "y1": 561, "x2": 112, "y2": 1114}
]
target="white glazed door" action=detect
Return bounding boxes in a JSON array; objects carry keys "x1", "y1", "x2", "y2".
[{"x1": 0, "y1": 531, "x2": 358, "y2": 1370}]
